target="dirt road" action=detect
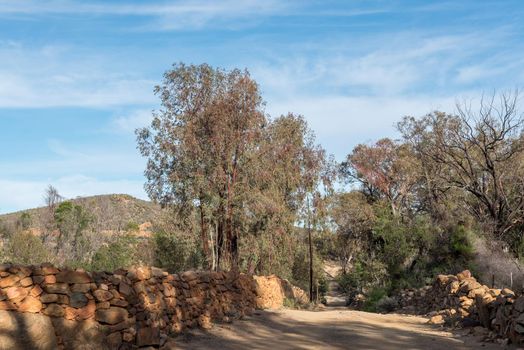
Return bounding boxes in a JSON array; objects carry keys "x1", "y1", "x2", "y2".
[{"x1": 170, "y1": 308, "x2": 504, "y2": 350}]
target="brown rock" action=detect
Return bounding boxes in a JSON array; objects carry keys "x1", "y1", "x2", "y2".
[
  {"x1": 135, "y1": 267, "x2": 151, "y2": 281},
  {"x1": 6, "y1": 287, "x2": 29, "y2": 302},
  {"x1": 95, "y1": 307, "x2": 128, "y2": 325},
  {"x1": 122, "y1": 332, "x2": 135, "y2": 342},
  {"x1": 30, "y1": 285, "x2": 43, "y2": 297},
  {"x1": 0, "y1": 275, "x2": 19, "y2": 288},
  {"x1": 151, "y1": 267, "x2": 166, "y2": 278},
  {"x1": 428, "y1": 314, "x2": 445, "y2": 325},
  {"x1": 198, "y1": 314, "x2": 212, "y2": 329},
  {"x1": 41, "y1": 265, "x2": 59, "y2": 275},
  {"x1": 0, "y1": 301, "x2": 16, "y2": 310},
  {"x1": 18, "y1": 296, "x2": 43, "y2": 313},
  {"x1": 56, "y1": 270, "x2": 92, "y2": 284},
  {"x1": 64, "y1": 307, "x2": 77, "y2": 320},
  {"x1": 108, "y1": 316, "x2": 135, "y2": 332},
  {"x1": 514, "y1": 296, "x2": 524, "y2": 313},
  {"x1": 134, "y1": 281, "x2": 147, "y2": 295},
  {"x1": 119, "y1": 282, "x2": 133, "y2": 296},
  {"x1": 70, "y1": 283, "x2": 91, "y2": 293},
  {"x1": 182, "y1": 271, "x2": 198, "y2": 282},
  {"x1": 163, "y1": 283, "x2": 176, "y2": 297},
  {"x1": 97, "y1": 301, "x2": 110, "y2": 309},
  {"x1": 44, "y1": 283, "x2": 69, "y2": 294},
  {"x1": 93, "y1": 289, "x2": 113, "y2": 302},
  {"x1": 456, "y1": 270, "x2": 472, "y2": 281},
  {"x1": 44, "y1": 275, "x2": 56, "y2": 284},
  {"x1": 10, "y1": 266, "x2": 32, "y2": 278},
  {"x1": 19, "y1": 277, "x2": 33, "y2": 287},
  {"x1": 70, "y1": 292, "x2": 88, "y2": 308},
  {"x1": 41, "y1": 294, "x2": 61, "y2": 303},
  {"x1": 44, "y1": 304, "x2": 64, "y2": 317},
  {"x1": 110, "y1": 299, "x2": 128, "y2": 307},
  {"x1": 32, "y1": 275, "x2": 45, "y2": 284},
  {"x1": 137, "y1": 326, "x2": 160, "y2": 347},
  {"x1": 0, "y1": 310, "x2": 59, "y2": 349},
  {"x1": 107, "y1": 332, "x2": 122, "y2": 348},
  {"x1": 52, "y1": 318, "x2": 106, "y2": 349},
  {"x1": 77, "y1": 300, "x2": 96, "y2": 320}
]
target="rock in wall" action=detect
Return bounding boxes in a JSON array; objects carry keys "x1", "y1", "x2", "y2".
[
  {"x1": 253, "y1": 275, "x2": 308, "y2": 309},
  {"x1": 0, "y1": 264, "x2": 306, "y2": 349}
]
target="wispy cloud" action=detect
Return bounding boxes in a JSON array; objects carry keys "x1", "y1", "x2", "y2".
[
  {"x1": 0, "y1": 0, "x2": 289, "y2": 30},
  {"x1": 0, "y1": 43, "x2": 156, "y2": 108},
  {"x1": 112, "y1": 109, "x2": 154, "y2": 133}
]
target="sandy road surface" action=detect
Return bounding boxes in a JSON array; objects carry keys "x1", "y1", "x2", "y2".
[{"x1": 168, "y1": 308, "x2": 505, "y2": 350}]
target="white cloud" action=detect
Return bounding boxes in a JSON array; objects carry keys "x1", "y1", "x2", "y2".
[
  {"x1": 0, "y1": 43, "x2": 156, "y2": 108},
  {"x1": 112, "y1": 110, "x2": 154, "y2": 133},
  {"x1": 266, "y1": 94, "x2": 458, "y2": 159},
  {"x1": 0, "y1": 0, "x2": 288, "y2": 30}
]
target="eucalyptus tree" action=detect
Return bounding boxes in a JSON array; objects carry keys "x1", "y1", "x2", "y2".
[{"x1": 137, "y1": 63, "x2": 330, "y2": 273}]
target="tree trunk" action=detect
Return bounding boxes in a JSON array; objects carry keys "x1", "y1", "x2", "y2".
[
  {"x1": 308, "y1": 216, "x2": 314, "y2": 303},
  {"x1": 216, "y1": 217, "x2": 225, "y2": 271},
  {"x1": 199, "y1": 202, "x2": 211, "y2": 269}
]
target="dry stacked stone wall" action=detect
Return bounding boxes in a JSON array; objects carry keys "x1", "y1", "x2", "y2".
[
  {"x1": 397, "y1": 270, "x2": 524, "y2": 345},
  {"x1": 0, "y1": 264, "x2": 301, "y2": 349},
  {"x1": 253, "y1": 275, "x2": 308, "y2": 309}
]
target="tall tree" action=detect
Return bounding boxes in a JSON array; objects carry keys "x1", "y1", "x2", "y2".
[
  {"x1": 137, "y1": 63, "x2": 330, "y2": 274},
  {"x1": 341, "y1": 138, "x2": 419, "y2": 217},
  {"x1": 138, "y1": 63, "x2": 265, "y2": 270},
  {"x1": 398, "y1": 91, "x2": 524, "y2": 246}
]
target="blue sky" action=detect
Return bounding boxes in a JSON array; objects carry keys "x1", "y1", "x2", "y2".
[{"x1": 1, "y1": 0, "x2": 524, "y2": 213}]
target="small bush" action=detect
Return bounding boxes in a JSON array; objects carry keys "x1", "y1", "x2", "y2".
[
  {"x1": 375, "y1": 296, "x2": 398, "y2": 313},
  {"x1": 125, "y1": 221, "x2": 140, "y2": 232},
  {"x1": 90, "y1": 234, "x2": 138, "y2": 271},
  {"x1": 3, "y1": 231, "x2": 50, "y2": 265},
  {"x1": 153, "y1": 231, "x2": 204, "y2": 273},
  {"x1": 363, "y1": 287, "x2": 388, "y2": 312},
  {"x1": 283, "y1": 297, "x2": 299, "y2": 309}
]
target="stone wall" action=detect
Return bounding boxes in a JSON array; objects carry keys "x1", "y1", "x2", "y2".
[
  {"x1": 0, "y1": 264, "x2": 302, "y2": 349},
  {"x1": 253, "y1": 275, "x2": 309, "y2": 309},
  {"x1": 397, "y1": 270, "x2": 524, "y2": 345}
]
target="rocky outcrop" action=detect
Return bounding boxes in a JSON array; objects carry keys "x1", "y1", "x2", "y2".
[
  {"x1": 0, "y1": 264, "x2": 306, "y2": 349},
  {"x1": 397, "y1": 270, "x2": 524, "y2": 345}
]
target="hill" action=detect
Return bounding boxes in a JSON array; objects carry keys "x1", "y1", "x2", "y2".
[{"x1": 0, "y1": 194, "x2": 162, "y2": 235}]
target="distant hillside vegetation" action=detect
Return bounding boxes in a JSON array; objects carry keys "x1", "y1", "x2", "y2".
[{"x1": 0, "y1": 194, "x2": 162, "y2": 232}]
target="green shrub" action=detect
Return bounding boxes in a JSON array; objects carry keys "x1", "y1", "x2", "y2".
[
  {"x1": 90, "y1": 234, "x2": 138, "y2": 271},
  {"x1": 450, "y1": 225, "x2": 474, "y2": 257},
  {"x1": 153, "y1": 231, "x2": 204, "y2": 273},
  {"x1": 125, "y1": 221, "x2": 140, "y2": 232},
  {"x1": 337, "y1": 259, "x2": 388, "y2": 294},
  {"x1": 3, "y1": 231, "x2": 49, "y2": 265},
  {"x1": 375, "y1": 296, "x2": 398, "y2": 313},
  {"x1": 16, "y1": 212, "x2": 32, "y2": 231},
  {"x1": 363, "y1": 287, "x2": 388, "y2": 312},
  {"x1": 283, "y1": 297, "x2": 299, "y2": 309},
  {"x1": 291, "y1": 247, "x2": 325, "y2": 297}
]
